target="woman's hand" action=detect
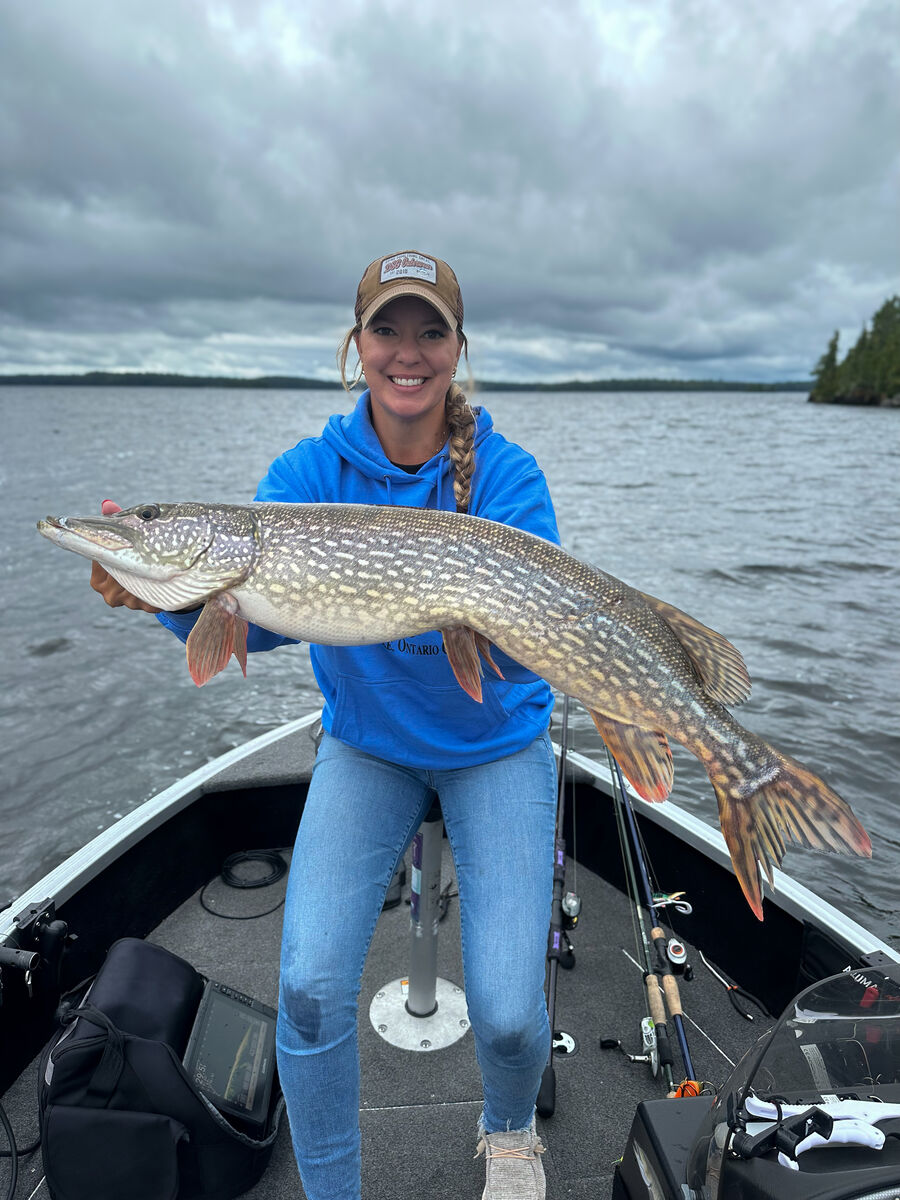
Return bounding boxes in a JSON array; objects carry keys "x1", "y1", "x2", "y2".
[{"x1": 89, "y1": 499, "x2": 163, "y2": 613}]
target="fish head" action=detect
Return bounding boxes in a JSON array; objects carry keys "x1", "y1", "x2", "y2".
[{"x1": 37, "y1": 502, "x2": 259, "y2": 610}]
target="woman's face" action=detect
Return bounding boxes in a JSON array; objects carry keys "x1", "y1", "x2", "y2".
[{"x1": 356, "y1": 295, "x2": 461, "y2": 432}]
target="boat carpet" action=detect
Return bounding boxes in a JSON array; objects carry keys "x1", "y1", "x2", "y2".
[{"x1": 1, "y1": 842, "x2": 766, "y2": 1199}]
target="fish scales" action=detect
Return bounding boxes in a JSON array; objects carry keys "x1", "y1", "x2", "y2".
[
  {"x1": 37, "y1": 500, "x2": 872, "y2": 918},
  {"x1": 269, "y1": 506, "x2": 684, "y2": 729}
]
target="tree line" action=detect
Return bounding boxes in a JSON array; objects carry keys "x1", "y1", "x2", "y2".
[
  {"x1": 809, "y1": 296, "x2": 900, "y2": 404},
  {"x1": 0, "y1": 370, "x2": 811, "y2": 392}
]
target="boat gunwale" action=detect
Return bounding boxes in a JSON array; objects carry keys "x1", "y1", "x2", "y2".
[
  {"x1": 3, "y1": 715, "x2": 894, "y2": 968},
  {"x1": 564, "y1": 746, "x2": 898, "y2": 965},
  {"x1": 0, "y1": 713, "x2": 321, "y2": 943}
]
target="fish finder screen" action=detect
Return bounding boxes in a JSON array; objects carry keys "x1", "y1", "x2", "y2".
[{"x1": 183, "y1": 982, "x2": 276, "y2": 1128}]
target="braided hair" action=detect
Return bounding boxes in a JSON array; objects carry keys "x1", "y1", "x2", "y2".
[{"x1": 444, "y1": 380, "x2": 476, "y2": 513}]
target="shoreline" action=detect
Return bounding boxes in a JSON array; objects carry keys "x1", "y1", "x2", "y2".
[
  {"x1": 808, "y1": 391, "x2": 900, "y2": 407},
  {"x1": 0, "y1": 370, "x2": 811, "y2": 393}
]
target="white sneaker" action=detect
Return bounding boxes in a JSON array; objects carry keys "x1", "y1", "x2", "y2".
[{"x1": 475, "y1": 1120, "x2": 546, "y2": 1199}]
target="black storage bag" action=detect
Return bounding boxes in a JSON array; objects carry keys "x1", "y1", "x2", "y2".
[{"x1": 39, "y1": 938, "x2": 284, "y2": 1200}]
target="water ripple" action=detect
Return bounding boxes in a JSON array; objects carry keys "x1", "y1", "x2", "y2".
[{"x1": 4, "y1": 387, "x2": 897, "y2": 947}]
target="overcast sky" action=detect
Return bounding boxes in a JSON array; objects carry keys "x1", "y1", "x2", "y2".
[{"x1": 1, "y1": 0, "x2": 897, "y2": 383}]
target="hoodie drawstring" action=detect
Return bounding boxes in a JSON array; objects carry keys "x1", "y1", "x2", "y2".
[{"x1": 381, "y1": 452, "x2": 447, "y2": 510}]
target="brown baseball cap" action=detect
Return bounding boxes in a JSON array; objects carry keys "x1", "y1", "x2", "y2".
[{"x1": 355, "y1": 250, "x2": 464, "y2": 331}]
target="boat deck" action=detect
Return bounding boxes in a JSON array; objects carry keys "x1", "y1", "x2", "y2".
[{"x1": 3, "y1": 834, "x2": 767, "y2": 1199}]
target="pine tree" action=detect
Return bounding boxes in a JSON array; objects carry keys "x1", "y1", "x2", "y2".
[
  {"x1": 838, "y1": 326, "x2": 873, "y2": 400},
  {"x1": 810, "y1": 331, "x2": 839, "y2": 401},
  {"x1": 868, "y1": 297, "x2": 900, "y2": 396},
  {"x1": 810, "y1": 296, "x2": 900, "y2": 403}
]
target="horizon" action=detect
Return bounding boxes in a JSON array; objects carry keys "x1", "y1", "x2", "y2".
[{"x1": 0, "y1": 368, "x2": 813, "y2": 391}]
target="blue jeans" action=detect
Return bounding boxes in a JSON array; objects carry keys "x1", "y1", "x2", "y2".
[{"x1": 275, "y1": 729, "x2": 557, "y2": 1200}]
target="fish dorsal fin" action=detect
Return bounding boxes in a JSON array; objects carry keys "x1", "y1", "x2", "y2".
[
  {"x1": 638, "y1": 590, "x2": 751, "y2": 706},
  {"x1": 186, "y1": 594, "x2": 248, "y2": 686},
  {"x1": 588, "y1": 709, "x2": 674, "y2": 802},
  {"x1": 441, "y1": 626, "x2": 505, "y2": 703}
]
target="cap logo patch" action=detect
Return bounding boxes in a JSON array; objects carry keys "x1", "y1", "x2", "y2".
[{"x1": 380, "y1": 252, "x2": 437, "y2": 285}]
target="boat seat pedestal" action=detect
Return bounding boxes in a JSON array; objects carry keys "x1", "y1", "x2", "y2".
[{"x1": 369, "y1": 798, "x2": 468, "y2": 1052}]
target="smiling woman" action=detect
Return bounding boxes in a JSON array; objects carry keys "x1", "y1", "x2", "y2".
[
  {"x1": 337, "y1": 250, "x2": 477, "y2": 508},
  {"x1": 82, "y1": 249, "x2": 563, "y2": 1200},
  {"x1": 357, "y1": 296, "x2": 461, "y2": 463},
  {"x1": 250, "y1": 253, "x2": 561, "y2": 1199}
]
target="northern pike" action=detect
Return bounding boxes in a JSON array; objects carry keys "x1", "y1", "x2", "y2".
[{"x1": 37, "y1": 500, "x2": 871, "y2": 918}]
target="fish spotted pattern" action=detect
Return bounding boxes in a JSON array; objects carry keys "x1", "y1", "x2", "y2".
[{"x1": 37, "y1": 501, "x2": 872, "y2": 919}]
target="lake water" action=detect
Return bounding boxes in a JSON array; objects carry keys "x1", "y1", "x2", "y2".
[{"x1": 2, "y1": 386, "x2": 897, "y2": 945}]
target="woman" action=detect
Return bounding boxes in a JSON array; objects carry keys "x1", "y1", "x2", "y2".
[{"x1": 92, "y1": 251, "x2": 560, "y2": 1200}]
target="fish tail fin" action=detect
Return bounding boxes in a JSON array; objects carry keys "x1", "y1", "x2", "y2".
[{"x1": 714, "y1": 748, "x2": 871, "y2": 921}]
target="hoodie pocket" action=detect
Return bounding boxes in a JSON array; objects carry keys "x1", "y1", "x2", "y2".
[{"x1": 331, "y1": 671, "x2": 512, "y2": 762}]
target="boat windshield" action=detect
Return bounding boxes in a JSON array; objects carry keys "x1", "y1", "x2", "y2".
[{"x1": 686, "y1": 965, "x2": 900, "y2": 1197}]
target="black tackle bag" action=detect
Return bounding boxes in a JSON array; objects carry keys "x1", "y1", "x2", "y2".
[{"x1": 39, "y1": 938, "x2": 284, "y2": 1200}]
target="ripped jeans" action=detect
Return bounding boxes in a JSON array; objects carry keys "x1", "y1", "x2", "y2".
[{"x1": 275, "y1": 729, "x2": 557, "y2": 1200}]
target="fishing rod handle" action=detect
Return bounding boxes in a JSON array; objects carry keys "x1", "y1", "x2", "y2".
[
  {"x1": 662, "y1": 974, "x2": 684, "y2": 1018},
  {"x1": 655, "y1": 1016, "x2": 675, "y2": 1077},
  {"x1": 645, "y1": 973, "x2": 666, "y2": 1029}
]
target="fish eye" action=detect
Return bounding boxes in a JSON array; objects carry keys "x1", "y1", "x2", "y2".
[{"x1": 137, "y1": 504, "x2": 160, "y2": 521}]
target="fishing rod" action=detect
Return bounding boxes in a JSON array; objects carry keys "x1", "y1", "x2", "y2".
[
  {"x1": 608, "y1": 751, "x2": 697, "y2": 1085},
  {"x1": 608, "y1": 751, "x2": 676, "y2": 1092},
  {"x1": 699, "y1": 950, "x2": 770, "y2": 1022},
  {"x1": 537, "y1": 694, "x2": 581, "y2": 1118}
]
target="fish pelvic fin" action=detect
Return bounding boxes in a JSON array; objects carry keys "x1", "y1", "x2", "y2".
[
  {"x1": 473, "y1": 632, "x2": 504, "y2": 681},
  {"x1": 588, "y1": 709, "x2": 674, "y2": 802},
  {"x1": 441, "y1": 626, "x2": 504, "y2": 704},
  {"x1": 714, "y1": 749, "x2": 872, "y2": 921},
  {"x1": 638, "y1": 590, "x2": 752, "y2": 706},
  {"x1": 186, "y1": 594, "x2": 249, "y2": 686}
]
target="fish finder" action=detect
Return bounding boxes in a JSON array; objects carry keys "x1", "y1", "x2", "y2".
[{"x1": 182, "y1": 980, "x2": 277, "y2": 1131}]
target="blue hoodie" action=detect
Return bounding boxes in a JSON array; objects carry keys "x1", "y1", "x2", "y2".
[{"x1": 159, "y1": 392, "x2": 560, "y2": 768}]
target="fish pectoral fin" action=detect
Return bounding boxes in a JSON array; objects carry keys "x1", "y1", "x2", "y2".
[
  {"x1": 588, "y1": 710, "x2": 674, "y2": 802},
  {"x1": 713, "y1": 748, "x2": 872, "y2": 922},
  {"x1": 186, "y1": 594, "x2": 249, "y2": 687},
  {"x1": 637, "y1": 589, "x2": 752, "y2": 706},
  {"x1": 441, "y1": 625, "x2": 494, "y2": 703}
]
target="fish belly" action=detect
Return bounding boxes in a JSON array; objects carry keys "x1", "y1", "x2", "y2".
[{"x1": 230, "y1": 583, "x2": 446, "y2": 646}]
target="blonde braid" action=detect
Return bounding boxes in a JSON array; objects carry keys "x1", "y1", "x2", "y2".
[{"x1": 445, "y1": 382, "x2": 476, "y2": 513}]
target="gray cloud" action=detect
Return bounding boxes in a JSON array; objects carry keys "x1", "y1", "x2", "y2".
[{"x1": 1, "y1": 0, "x2": 897, "y2": 381}]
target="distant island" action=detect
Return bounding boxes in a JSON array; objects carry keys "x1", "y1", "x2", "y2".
[
  {"x1": 0, "y1": 370, "x2": 811, "y2": 393},
  {"x1": 809, "y1": 296, "x2": 900, "y2": 406}
]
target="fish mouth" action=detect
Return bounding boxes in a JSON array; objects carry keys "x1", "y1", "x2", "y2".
[{"x1": 38, "y1": 515, "x2": 134, "y2": 551}]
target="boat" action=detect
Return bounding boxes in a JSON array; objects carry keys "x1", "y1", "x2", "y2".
[{"x1": 1, "y1": 709, "x2": 898, "y2": 1200}]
